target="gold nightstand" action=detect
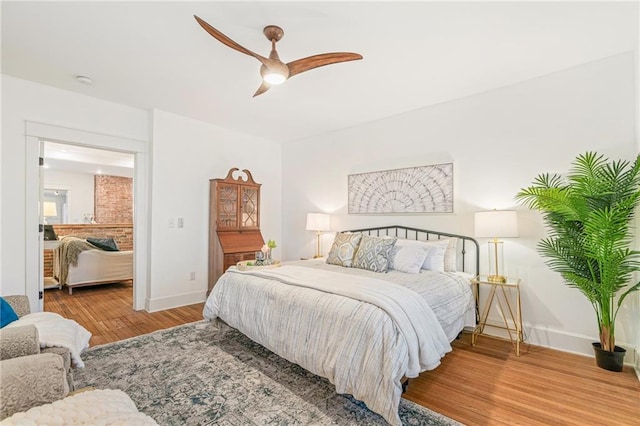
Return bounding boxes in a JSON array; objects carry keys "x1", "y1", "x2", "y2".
[{"x1": 471, "y1": 275, "x2": 523, "y2": 356}]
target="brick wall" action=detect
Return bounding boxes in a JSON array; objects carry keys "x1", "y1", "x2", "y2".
[
  {"x1": 94, "y1": 175, "x2": 133, "y2": 224},
  {"x1": 43, "y1": 224, "x2": 133, "y2": 278}
]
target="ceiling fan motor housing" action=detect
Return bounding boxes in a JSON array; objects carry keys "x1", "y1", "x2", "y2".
[{"x1": 263, "y1": 26, "x2": 284, "y2": 42}]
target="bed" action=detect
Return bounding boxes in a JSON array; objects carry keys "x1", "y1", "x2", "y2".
[
  {"x1": 53, "y1": 236, "x2": 133, "y2": 294},
  {"x1": 203, "y1": 225, "x2": 479, "y2": 425}
]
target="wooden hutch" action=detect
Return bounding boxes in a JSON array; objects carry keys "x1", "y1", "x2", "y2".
[{"x1": 208, "y1": 168, "x2": 264, "y2": 292}]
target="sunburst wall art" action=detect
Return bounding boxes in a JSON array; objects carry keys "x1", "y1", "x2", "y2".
[{"x1": 348, "y1": 163, "x2": 453, "y2": 214}]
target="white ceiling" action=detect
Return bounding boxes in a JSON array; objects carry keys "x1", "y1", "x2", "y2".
[
  {"x1": 2, "y1": 1, "x2": 638, "y2": 144},
  {"x1": 44, "y1": 141, "x2": 134, "y2": 177}
]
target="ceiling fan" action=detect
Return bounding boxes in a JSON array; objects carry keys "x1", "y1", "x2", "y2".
[{"x1": 194, "y1": 15, "x2": 363, "y2": 97}]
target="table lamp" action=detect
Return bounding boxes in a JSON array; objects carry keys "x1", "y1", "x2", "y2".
[
  {"x1": 474, "y1": 210, "x2": 519, "y2": 283},
  {"x1": 43, "y1": 201, "x2": 58, "y2": 224},
  {"x1": 306, "y1": 213, "x2": 330, "y2": 258}
]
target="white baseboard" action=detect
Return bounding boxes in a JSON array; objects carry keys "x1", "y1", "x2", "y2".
[
  {"x1": 145, "y1": 290, "x2": 207, "y2": 313},
  {"x1": 480, "y1": 321, "x2": 636, "y2": 367}
]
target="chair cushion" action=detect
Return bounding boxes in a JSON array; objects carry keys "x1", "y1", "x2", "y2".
[
  {"x1": 2, "y1": 296, "x2": 30, "y2": 318},
  {"x1": 0, "y1": 353, "x2": 69, "y2": 420},
  {"x1": 0, "y1": 298, "x2": 19, "y2": 328}
]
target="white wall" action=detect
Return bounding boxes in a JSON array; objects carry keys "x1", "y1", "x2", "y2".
[
  {"x1": 1, "y1": 76, "x2": 283, "y2": 314},
  {"x1": 281, "y1": 52, "x2": 638, "y2": 359},
  {"x1": 0, "y1": 75, "x2": 150, "y2": 299},
  {"x1": 44, "y1": 169, "x2": 95, "y2": 223},
  {"x1": 147, "y1": 109, "x2": 282, "y2": 311}
]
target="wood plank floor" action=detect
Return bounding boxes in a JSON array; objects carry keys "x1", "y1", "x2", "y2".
[
  {"x1": 44, "y1": 282, "x2": 203, "y2": 346},
  {"x1": 45, "y1": 284, "x2": 640, "y2": 425}
]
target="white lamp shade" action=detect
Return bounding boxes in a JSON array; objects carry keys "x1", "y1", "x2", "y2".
[
  {"x1": 474, "y1": 210, "x2": 519, "y2": 238},
  {"x1": 43, "y1": 201, "x2": 58, "y2": 217},
  {"x1": 306, "y1": 213, "x2": 330, "y2": 232}
]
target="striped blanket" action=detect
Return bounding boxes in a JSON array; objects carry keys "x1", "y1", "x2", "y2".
[{"x1": 203, "y1": 262, "x2": 470, "y2": 426}]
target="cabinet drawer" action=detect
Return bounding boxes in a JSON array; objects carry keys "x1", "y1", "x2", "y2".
[{"x1": 224, "y1": 252, "x2": 257, "y2": 271}]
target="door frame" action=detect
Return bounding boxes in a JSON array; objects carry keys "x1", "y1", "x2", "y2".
[{"x1": 25, "y1": 121, "x2": 149, "y2": 311}]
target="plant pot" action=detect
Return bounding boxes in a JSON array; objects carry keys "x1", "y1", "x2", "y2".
[{"x1": 592, "y1": 343, "x2": 626, "y2": 372}]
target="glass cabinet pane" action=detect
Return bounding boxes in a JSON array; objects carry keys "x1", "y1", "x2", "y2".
[
  {"x1": 241, "y1": 187, "x2": 259, "y2": 228},
  {"x1": 217, "y1": 184, "x2": 238, "y2": 229}
]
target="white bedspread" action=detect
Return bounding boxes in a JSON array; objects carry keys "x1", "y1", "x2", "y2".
[
  {"x1": 234, "y1": 265, "x2": 450, "y2": 374},
  {"x1": 204, "y1": 263, "x2": 468, "y2": 426},
  {"x1": 5, "y1": 312, "x2": 92, "y2": 368}
]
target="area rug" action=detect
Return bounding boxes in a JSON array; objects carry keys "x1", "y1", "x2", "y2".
[{"x1": 74, "y1": 321, "x2": 460, "y2": 425}]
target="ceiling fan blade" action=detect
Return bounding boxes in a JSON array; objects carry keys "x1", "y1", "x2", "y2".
[
  {"x1": 286, "y1": 52, "x2": 363, "y2": 78},
  {"x1": 194, "y1": 15, "x2": 271, "y2": 65},
  {"x1": 252, "y1": 81, "x2": 271, "y2": 97}
]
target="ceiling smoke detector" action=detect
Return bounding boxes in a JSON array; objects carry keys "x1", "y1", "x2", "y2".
[{"x1": 75, "y1": 75, "x2": 94, "y2": 85}]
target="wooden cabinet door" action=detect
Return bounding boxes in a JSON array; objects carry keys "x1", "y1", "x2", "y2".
[
  {"x1": 217, "y1": 183, "x2": 239, "y2": 230},
  {"x1": 240, "y1": 185, "x2": 260, "y2": 230}
]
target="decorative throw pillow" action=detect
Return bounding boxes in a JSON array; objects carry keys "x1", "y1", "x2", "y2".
[
  {"x1": 326, "y1": 232, "x2": 363, "y2": 267},
  {"x1": 443, "y1": 238, "x2": 458, "y2": 272},
  {"x1": 0, "y1": 297, "x2": 19, "y2": 328},
  {"x1": 420, "y1": 239, "x2": 450, "y2": 272},
  {"x1": 352, "y1": 235, "x2": 397, "y2": 273},
  {"x1": 389, "y1": 241, "x2": 430, "y2": 274},
  {"x1": 87, "y1": 237, "x2": 120, "y2": 252},
  {"x1": 389, "y1": 239, "x2": 448, "y2": 272}
]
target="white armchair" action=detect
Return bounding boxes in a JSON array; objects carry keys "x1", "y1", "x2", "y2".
[{"x1": 0, "y1": 295, "x2": 75, "y2": 419}]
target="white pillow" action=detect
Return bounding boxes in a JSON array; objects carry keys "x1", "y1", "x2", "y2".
[
  {"x1": 390, "y1": 242, "x2": 430, "y2": 274},
  {"x1": 444, "y1": 238, "x2": 458, "y2": 272},
  {"x1": 392, "y1": 239, "x2": 449, "y2": 272},
  {"x1": 420, "y1": 239, "x2": 449, "y2": 272}
]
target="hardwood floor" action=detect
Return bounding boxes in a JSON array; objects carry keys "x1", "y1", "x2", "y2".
[
  {"x1": 44, "y1": 282, "x2": 203, "y2": 346},
  {"x1": 45, "y1": 284, "x2": 640, "y2": 425},
  {"x1": 404, "y1": 336, "x2": 640, "y2": 425}
]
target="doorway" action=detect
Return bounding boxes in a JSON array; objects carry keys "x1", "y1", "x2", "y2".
[
  {"x1": 41, "y1": 141, "x2": 135, "y2": 311},
  {"x1": 25, "y1": 121, "x2": 149, "y2": 313}
]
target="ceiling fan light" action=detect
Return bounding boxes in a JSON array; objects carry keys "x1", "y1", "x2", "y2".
[{"x1": 263, "y1": 71, "x2": 287, "y2": 85}]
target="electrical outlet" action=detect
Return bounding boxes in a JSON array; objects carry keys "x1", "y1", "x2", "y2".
[
  {"x1": 168, "y1": 218, "x2": 175, "y2": 228},
  {"x1": 189, "y1": 271, "x2": 196, "y2": 281},
  {"x1": 177, "y1": 217, "x2": 184, "y2": 228}
]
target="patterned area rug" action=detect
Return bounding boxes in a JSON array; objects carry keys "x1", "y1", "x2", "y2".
[{"x1": 74, "y1": 321, "x2": 460, "y2": 425}]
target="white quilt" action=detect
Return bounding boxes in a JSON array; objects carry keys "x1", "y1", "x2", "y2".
[
  {"x1": 5, "y1": 312, "x2": 92, "y2": 368},
  {"x1": 204, "y1": 264, "x2": 463, "y2": 426}
]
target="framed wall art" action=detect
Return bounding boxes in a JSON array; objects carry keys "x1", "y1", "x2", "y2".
[{"x1": 348, "y1": 163, "x2": 453, "y2": 214}]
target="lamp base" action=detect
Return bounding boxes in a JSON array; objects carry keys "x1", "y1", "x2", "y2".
[
  {"x1": 487, "y1": 274, "x2": 507, "y2": 283},
  {"x1": 312, "y1": 254, "x2": 323, "y2": 259}
]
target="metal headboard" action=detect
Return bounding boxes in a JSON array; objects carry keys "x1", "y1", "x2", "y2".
[{"x1": 346, "y1": 225, "x2": 479, "y2": 277}]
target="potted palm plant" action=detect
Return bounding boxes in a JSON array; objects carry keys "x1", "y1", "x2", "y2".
[{"x1": 515, "y1": 152, "x2": 640, "y2": 371}]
